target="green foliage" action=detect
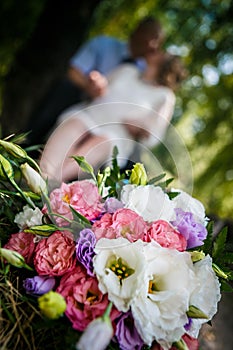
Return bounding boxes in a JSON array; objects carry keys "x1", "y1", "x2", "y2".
[
  {"x1": 0, "y1": 136, "x2": 43, "y2": 245},
  {"x1": 91, "y1": 0, "x2": 233, "y2": 218},
  {"x1": 201, "y1": 223, "x2": 233, "y2": 291},
  {"x1": 104, "y1": 147, "x2": 126, "y2": 198}
]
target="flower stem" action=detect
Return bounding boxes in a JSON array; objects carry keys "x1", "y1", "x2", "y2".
[
  {"x1": 9, "y1": 178, "x2": 36, "y2": 209},
  {"x1": 103, "y1": 301, "x2": 113, "y2": 320}
]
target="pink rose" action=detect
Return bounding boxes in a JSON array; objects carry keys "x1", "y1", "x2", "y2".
[
  {"x1": 4, "y1": 231, "x2": 36, "y2": 264},
  {"x1": 57, "y1": 265, "x2": 119, "y2": 331},
  {"x1": 93, "y1": 208, "x2": 148, "y2": 242},
  {"x1": 111, "y1": 208, "x2": 148, "y2": 242},
  {"x1": 92, "y1": 213, "x2": 115, "y2": 240},
  {"x1": 43, "y1": 180, "x2": 103, "y2": 226},
  {"x1": 34, "y1": 231, "x2": 76, "y2": 276},
  {"x1": 145, "y1": 220, "x2": 187, "y2": 251}
]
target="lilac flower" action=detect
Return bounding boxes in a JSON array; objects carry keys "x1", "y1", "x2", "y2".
[
  {"x1": 23, "y1": 275, "x2": 56, "y2": 296},
  {"x1": 76, "y1": 228, "x2": 96, "y2": 275},
  {"x1": 115, "y1": 311, "x2": 144, "y2": 350},
  {"x1": 104, "y1": 197, "x2": 124, "y2": 214},
  {"x1": 171, "y1": 208, "x2": 207, "y2": 249}
]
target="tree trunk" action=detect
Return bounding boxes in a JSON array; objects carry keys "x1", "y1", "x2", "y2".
[{"x1": 1, "y1": 0, "x2": 101, "y2": 137}]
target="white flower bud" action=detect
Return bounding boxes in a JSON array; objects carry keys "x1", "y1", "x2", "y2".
[
  {"x1": 76, "y1": 317, "x2": 113, "y2": 350},
  {"x1": 20, "y1": 163, "x2": 47, "y2": 195}
]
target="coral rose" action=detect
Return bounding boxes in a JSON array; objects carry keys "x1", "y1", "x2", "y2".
[
  {"x1": 92, "y1": 213, "x2": 115, "y2": 240},
  {"x1": 93, "y1": 208, "x2": 147, "y2": 242},
  {"x1": 4, "y1": 231, "x2": 36, "y2": 264},
  {"x1": 111, "y1": 208, "x2": 148, "y2": 242},
  {"x1": 43, "y1": 180, "x2": 103, "y2": 227},
  {"x1": 145, "y1": 220, "x2": 187, "y2": 251},
  {"x1": 34, "y1": 231, "x2": 76, "y2": 276},
  {"x1": 57, "y1": 264, "x2": 119, "y2": 331}
]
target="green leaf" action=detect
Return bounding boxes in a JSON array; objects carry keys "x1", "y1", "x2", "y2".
[
  {"x1": 220, "y1": 279, "x2": 233, "y2": 292},
  {"x1": 97, "y1": 166, "x2": 111, "y2": 195},
  {"x1": 148, "y1": 173, "x2": 166, "y2": 184},
  {"x1": 69, "y1": 205, "x2": 91, "y2": 227},
  {"x1": 0, "y1": 154, "x2": 14, "y2": 180},
  {"x1": 72, "y1": 156, "x2": 96, "y2": 181},
  {"x1": 112, "y1": 145, "x2": 119, "y2": 159},
  {"x1": 221, "y1": 252, "x2": 233, "y2": 265},
  {"x1": 40, "y1": 190, "x2": 55, "y2": 224},
  {"x1": 201, "y1": 221, "x2": 214, "y2": 255},
  {"x1": 100, "y1": 147, "x2": 126, "y2": 198},
  {"x1": 167, "y1": 191, "x2": 180, "y2": 200},
  {"x1": 212, "y1": 226, "x2": 228, "y2": 260}
]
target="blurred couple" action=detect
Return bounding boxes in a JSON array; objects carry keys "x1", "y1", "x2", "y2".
[{"x1": 36, "y1": 17, "x2": 186, "y2": 182}]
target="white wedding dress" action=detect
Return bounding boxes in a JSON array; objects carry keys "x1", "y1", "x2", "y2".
[{"x1": 57, "y1": 64, "x2": 176, "y2": 166}]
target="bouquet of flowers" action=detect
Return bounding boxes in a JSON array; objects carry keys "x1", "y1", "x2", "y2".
[{"x1": 0, "y1": 137, "x2": 233, "y2": 350}]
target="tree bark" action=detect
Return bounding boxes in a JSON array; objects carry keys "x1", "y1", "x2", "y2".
[{"x1": 1, "y1": 0, "x2": 101, "y2": 137}]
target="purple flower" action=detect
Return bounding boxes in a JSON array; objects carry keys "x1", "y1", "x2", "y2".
[
  {"x1": 76, "y1": 228, "x2": 96, "y2": 276},
  {"x1": 115, "y1": 311, "x2": 144, "y2": 350},
  {"x1": 104, "y1": 197, "x2": 124, "y2": 214},
  {"x1": 171, "y1": 208, "x2": 207, "y2": 249},
  {"x1": 184, "y1": 317, "x2": 193, "y2": 331},
  {"x1": 23, "y1": 275, "x2": 56, "y2": 296}
]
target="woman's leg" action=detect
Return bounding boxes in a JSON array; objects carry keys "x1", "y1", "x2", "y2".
[
  {"x1": 61, "y1": 134, "x2": 111, "y2": 182},
  {"x1": 40, "y1": 117, "x2": 89, "y2": 182}
]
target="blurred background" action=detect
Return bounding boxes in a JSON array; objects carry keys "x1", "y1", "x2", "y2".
[
  {"x1": 0, "y1": 1, "x2": 232, "y2": 348},
  {"x1": 0, "y1": 0, "x2": 232, "y2": 220}
]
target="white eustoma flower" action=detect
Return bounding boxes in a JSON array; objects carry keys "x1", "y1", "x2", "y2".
[
  {"x1": 187, "y1": 255, "x2": 221, "y2": 338},
  {"x1": 21, "y1": 163, "x2": 47, "y2": 195},
  {"x1": 131, "y1": 241, "x2": 197, "y2": 349},
  {"x1": 171, "y1": 189, "x2": 207, "y2": 224},
  {"x1": 93, "y1": 237, "x2": 147, "y2": 312},
  {"x1": 14, "y1": 205, "x2": 43, "y2": 229},
  {"x1": 120, "y1": 184, "x2": 174, "y2": 222}
]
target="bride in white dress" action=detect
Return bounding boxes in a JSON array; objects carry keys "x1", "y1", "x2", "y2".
[{"x1": 40, "y1": 52, "x2": 186, "y2": 182}]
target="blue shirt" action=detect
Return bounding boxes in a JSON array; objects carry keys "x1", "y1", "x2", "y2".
[{"x1": 69, "y1": 35, "x2": 146, "y2": 75}]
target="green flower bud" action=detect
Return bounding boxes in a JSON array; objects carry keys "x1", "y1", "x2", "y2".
[
  {"x1": 187, "y1": 305, "x2": 208, "y2": 319},
  {"x1": 38, "y1": 291, "x2": 66, "y2": 319},
  {"x1": 212, "y1": 263, "x2": 229, "y2": 280},
  {"x1": 24, "y1": 224, "x2": 57, "y2": 236},
  {"x1": 0, "y1": 154, "x2": 14, "y2": 179},
  {"x1": 20, "y1": 163, "x2": 47, "y2": 195},
  {"x1": 0, "y1": 139, "x2": 27, "y2": 159},
  {"x1": 190, "y1": 250, "x2": 205, "y2": 262},
  {"x1": 129, "y1": 163, "x2": 148, "y2": 185},
  {"x1": 0, "y1": 248, "x2": 32, "y2": 269},
  {"x1": 172, "y1": 338, "x2": 189, "y2": 350}
]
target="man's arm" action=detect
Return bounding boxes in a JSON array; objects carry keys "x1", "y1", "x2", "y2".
[{"x1": 67, "y1": 66, "x2": 108, "y2": 98}]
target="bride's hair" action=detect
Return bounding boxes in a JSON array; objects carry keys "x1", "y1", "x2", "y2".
[{"x1": 158, "y1": 54, "x2": 188, "y2": 90}]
